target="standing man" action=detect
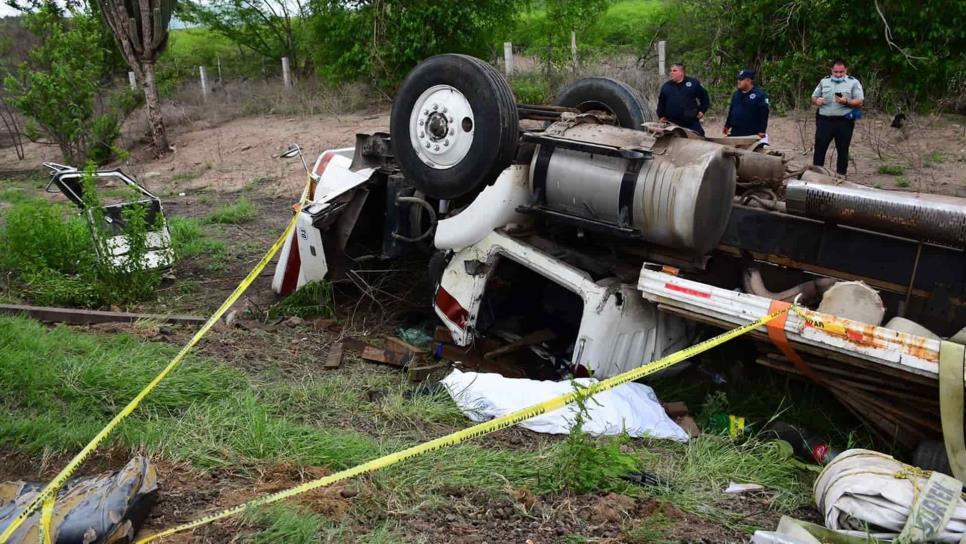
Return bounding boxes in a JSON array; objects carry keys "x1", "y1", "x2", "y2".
[
  {"x1": 657, "y1": 63, "x2": 710, "y2": 136},
  {"x1": 723, "y1": 69, "x2": 769, "y2": 140},
  {"x1": 811, "y1": 59, "x2": 864, "y2": 176}
]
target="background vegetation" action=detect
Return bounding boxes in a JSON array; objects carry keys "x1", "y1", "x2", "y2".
[{"x1": 0, "y1": 0, "x2": 962, "y2": 162}]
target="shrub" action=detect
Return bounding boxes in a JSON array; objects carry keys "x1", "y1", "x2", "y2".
[
  {"x1": 511, "y1": 75, "x2": 551, "y2": 104},
  {"x1": 878, "y1": 164, "x2": 904, "y2": 175},
  {"x1": 268, "y1": 280, "x2": 335, "y2": 320},
  {"x1": 0, "y1": 166, "x2": 165, "y2": 307},
  {"x1": 88, "y1": 114, "x2": 122, "y2": 166},
  {"x1": 3, "y1": 7, "x2": 104, "y2": 164}
]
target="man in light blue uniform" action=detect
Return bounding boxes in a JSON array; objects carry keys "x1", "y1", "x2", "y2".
[{"x1": 811, "y1": 59, "x2": 864, "y2": 176}]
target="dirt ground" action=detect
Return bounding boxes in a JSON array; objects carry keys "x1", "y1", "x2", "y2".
[
  {"x1": 0, "y1": 107, "x2": 962, "y2": 543},
  {"x1": 2, "y1": 108, "x2": 963, "y2": 198}
]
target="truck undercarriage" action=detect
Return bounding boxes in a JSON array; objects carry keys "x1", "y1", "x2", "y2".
[{"x1": 272, "y1": 54, "x2": 966, "y2": 452}]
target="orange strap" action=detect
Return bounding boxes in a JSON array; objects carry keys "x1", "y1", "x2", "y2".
[{"x1": 767, "y1": 300, "x2": 823, "y2": 384}]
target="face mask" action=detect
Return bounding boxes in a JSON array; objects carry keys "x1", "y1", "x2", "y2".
[{"x1": 831, "y1": 76, "x2": 846, "y2": 83}]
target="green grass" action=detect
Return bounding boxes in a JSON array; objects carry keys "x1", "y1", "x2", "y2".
[
  {"x1": 895, "y1": 175, "x2": 910, "y2": 187},
  {"x1": 206, "y1": 197, "x2": 258, "y2": 224},
  {"x1": 267, "y1": 280, "x2": 335, "y2": 319},
  {"x1": 510, "y1": 0, "x2": 667, "y2": 48},
  {"x1": 167, "y1": 216, "x2": 229, "y2": 261},
  {"x1": 877, "y1": 164, "x2": 904, "y2": 175},
  {"x1": 923, "y1": 151, "x2": 949, "y2": 166},
  {"x1": 1, "y1": 315, "x2": 815, "y2": 538}
]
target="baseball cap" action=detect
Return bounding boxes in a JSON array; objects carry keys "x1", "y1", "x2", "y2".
[{"x1": 737, "y1": 69, "x2": 755, "y2": 80}]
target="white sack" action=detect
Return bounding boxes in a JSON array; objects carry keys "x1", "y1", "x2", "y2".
[{"x1": 440, "y1": 369, "x2": 689, "y2": 441}]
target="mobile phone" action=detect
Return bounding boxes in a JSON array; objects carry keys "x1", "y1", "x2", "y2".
[{"x1": 835, "y1": 92, "x2": 843, "y2": 97}]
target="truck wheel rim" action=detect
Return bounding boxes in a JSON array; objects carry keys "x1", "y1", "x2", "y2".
[{"x1": 409, "y1": 85, "x2": 475, "y2": 170}]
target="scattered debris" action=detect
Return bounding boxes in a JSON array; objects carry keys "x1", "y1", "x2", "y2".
[
  {"x1": 725, "y1": 482, "x2": 765, "y2": 494},
  {"x1": 440, "y1": 369, "x2": 689, "y2": 440},
  {"x1": 284, "y1": 316, "x2": 305, "y2": 327},
  {"x1": 397, "y1": 327, "x2": 433, "y2": 348},
  {"x1": 483, "y1": 328, "x2": 557, "y2": 360},
  {"x1": 621, "y1": 471, "x2": 664, "y2": 488},
  {"x1": 0, "y1": 456, "x2": 158, "y2": 543},
  {"x1": 324, "y1": 341, "x2": 344, "y2": 369},
  {"x1": 360, "y1": 345, "x2": 412, "y2": 368},
  {"x1": 407, "y1": 361, "x2": 448, "y2": 383},
  {"x1": 0, "y1": 304, "x2": 206, "y2": 326}
]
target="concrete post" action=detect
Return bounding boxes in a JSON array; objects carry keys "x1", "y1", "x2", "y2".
[
  {"x1": 503, "y1": 42, "x2": 513, "y2": 76},
  {"x1": 282, "y1": 57, "x2": 292, "y2": 89},
  {"x1": 571, "y1": 30, "x2": 578, "y2": 73},
  {"x1": 199, "y1": 66, "x2": 208, "y2": 101},
  {"x1": 658, "y1": 40, "x2": 667, "y2": 77},
  {"x1": 128, "y1": 71, "x2": 137, "y2": 91}
]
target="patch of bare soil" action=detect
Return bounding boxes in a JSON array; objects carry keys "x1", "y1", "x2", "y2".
[
  {"x1": 399, "y1": 489, "x2": 747, "y2": 543},
  {"x1": 705, "y1": 111, "x2": 966, "y2": 197}
]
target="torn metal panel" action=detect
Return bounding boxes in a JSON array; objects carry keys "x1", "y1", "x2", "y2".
[
  {"x1": 44, "y1": 163, "x2": 174, "y2": 271},
  {"x1": 638, "y1": 266, "x2": 945, "y2": 379},
  {"x1": 435, "y1": 231, "x2": 692, "y2": 378}
]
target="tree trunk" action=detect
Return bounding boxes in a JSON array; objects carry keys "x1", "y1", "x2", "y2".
[{"x1": 141, "y1": 61, "x2": 169, "y2": 156}]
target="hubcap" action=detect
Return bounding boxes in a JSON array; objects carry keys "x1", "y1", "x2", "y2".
[{"x1": 409, "y1": 85, "x2": 474, "y2": 169}]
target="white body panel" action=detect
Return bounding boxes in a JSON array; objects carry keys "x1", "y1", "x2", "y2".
[
  {"x1": 637, "y1": 267, "x2": 944, "y2": 379},
  {"x1": 435, "y1": 230, "x2": 692, "y2": 378},
  {"x1": 271, "y1": 148, "x2": 373, "y2": 294}
]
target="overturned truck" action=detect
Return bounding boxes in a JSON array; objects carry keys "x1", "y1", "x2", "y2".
[{"x1": 273, "y1": 54, "x2": 966, "y2": 456}]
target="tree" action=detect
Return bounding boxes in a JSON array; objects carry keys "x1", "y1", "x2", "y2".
[
  {"x1": 4, "y1": 6, "x2": 105, "y2": 163},
  {"x1": 94, "y1": 0, "x2": 175, "y2": 156},
  {"x1": 313, "y1": 0, "x2": 518, "y2": 88},
  {"x1": 179, "y1": 0, "x2": 310, "y2": 74}
]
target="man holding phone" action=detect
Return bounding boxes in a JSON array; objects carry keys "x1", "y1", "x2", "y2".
[{"x1": 811, "y1": 59, "x2": 864, "y2": 176}]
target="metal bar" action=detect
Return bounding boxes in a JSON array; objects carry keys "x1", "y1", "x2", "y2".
[{"x1": 0, "y1": 304, "x2": 207, "y2": 325}]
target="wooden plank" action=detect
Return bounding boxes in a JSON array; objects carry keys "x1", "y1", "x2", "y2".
[
  {"x1": 323, "y1": 342, "x2": 344, "y2": 369},
  {"x1": 0, "y1": 304, "x2": 206, "y2": 326},
  {"x1": 361, "y1": 345, "x2": 411, "y2": 368},
  {"x1": 483, "y1": 329, "x2": 557, "y2": 360},
  {"x1": 385, "y1": 336, "x2": 427, "y2": 354}
]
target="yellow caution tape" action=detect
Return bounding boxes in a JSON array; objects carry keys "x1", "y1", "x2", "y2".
[
  {"x1": 134, "y1": 306, "x2": 792, "y2": 543},
  {"x1": 0, "y1": 211, "x2": 301, "y2": 543},
  {"x1": 789, "y1": 306, "x2": 848, "y2": 338}
]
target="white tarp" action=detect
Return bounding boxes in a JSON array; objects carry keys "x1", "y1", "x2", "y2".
[
  {"x1": 814, "y1": 449, "x2": 966, "y2": 542},
  {"x1": 440, "y1": 369, "x2": 689, "y2": 441}
]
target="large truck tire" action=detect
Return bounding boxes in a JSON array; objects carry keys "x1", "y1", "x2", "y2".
[
  {"x1": 554, "y1": 77, "x2": 654, "y2": 129},
  {"x1": 390, "y1": 54, "x2": 519, "y2": 200}
]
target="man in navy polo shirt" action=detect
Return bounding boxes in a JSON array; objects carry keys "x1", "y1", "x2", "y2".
[
  {"x1": 723, "y1": 69, "x2": 769, "y2": 140},
  {"x1": 657, "y1": 63, "x2": 710, "y2": 136}
]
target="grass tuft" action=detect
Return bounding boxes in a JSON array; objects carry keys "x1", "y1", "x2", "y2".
[
  {"x1": 268, "y1": 280, "x2": 335, "y2": 320},
  {"x1": 877, "y1": 164, "x2": 904, "y2": 175},
  {"x1": 206, "y1": 196, "x2": 258, "y2": 224}
]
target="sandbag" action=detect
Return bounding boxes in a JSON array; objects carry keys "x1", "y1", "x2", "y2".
[
  {"x1": 814, "y1": 449, "x2": 966, "y2": 542},
  {"x1": 0, "y1": 456, "x2": 158, "y2": 544}
]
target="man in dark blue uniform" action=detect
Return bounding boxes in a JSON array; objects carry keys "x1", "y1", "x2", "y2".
[
  {"x1": 657, "y1": 63, "x2": 710, "y2": 136},
  {"x1": 723, "y1": 69, "x2": 769, "y2": 140}
]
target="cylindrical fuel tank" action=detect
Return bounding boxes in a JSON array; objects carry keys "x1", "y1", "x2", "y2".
[
  {"x1": 785, "y1": 179, "x2": 966, "y2": 248},
  {"x1": 529, "y1": 123, "x2": 736, "y2": 254}
]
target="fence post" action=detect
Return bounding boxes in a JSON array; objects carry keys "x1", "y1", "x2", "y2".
[
  {"x1": 658, "y1": 40, "x2": 667, "y2": 77},
  {"x1": 503, "y1": 42, "x2": 513, "y2": 76},
  {"x1": 128, "y1": 71, "x2": 137, "y2": 91},
  {"x1": 217, "y1": 56, "x2": 223, "y2": 83},
  {"x1": 282, "y1": 57, "x2": 292, "y2": 89},
  {"x1": 199, "y1": 66, "x2": 208, "y2": 101},
  {"x1": 571, "y1": 30, "x2": 578, "y2": 73}
]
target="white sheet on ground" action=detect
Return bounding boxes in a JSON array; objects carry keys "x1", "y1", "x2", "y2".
[{"x1": 440, "y1": 369, "x2": 689, "y2": 441}]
